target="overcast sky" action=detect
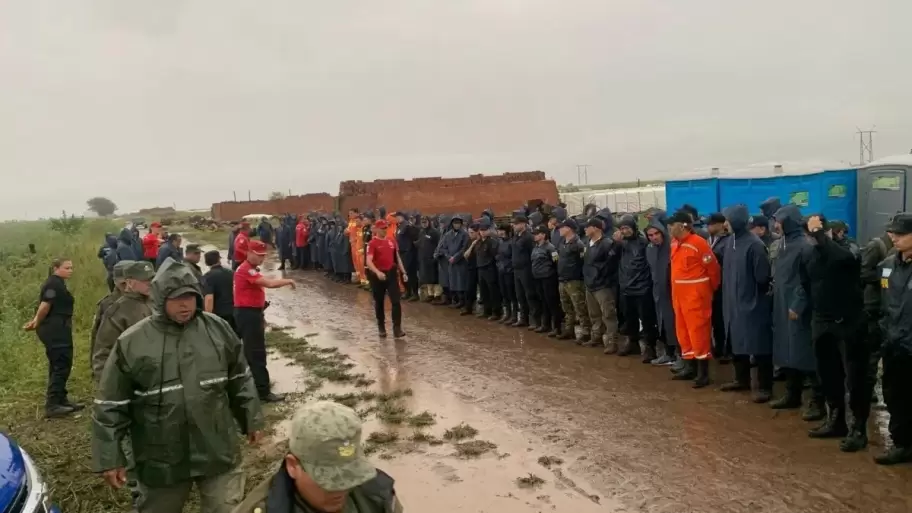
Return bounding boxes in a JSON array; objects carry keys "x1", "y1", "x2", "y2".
[{"x1": 1, "y1": 1, "x2": 910, "y2": 220}]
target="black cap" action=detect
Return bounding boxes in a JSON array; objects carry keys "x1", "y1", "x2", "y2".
[
  {"x1": 668, "y1": 211, "x2": 693, "y2": 225},
  {"x1": 749, "y1": 215, "x2": 769, "y2": 229},
  {"x1": 185, "y1": 244, "x2": 202, "y2": 254},
  {"x1": 887, "y1": 213, "x2": 912, "y2": 235},
  {"x1": 586, "y1": 218, "x2": 604, "y2": 230},
  {"x1": 513, "y1": 215, "x2": 528, "y2": 224},
  {"x1": 533, "y1": 225, "x2": 550, "y2": 236},
  {"x1": 558, "y1": 219, "x2": 577, "y2": 230},
  {"x1": 707, "y1": 213, "x2": 727, "y2": 225}
]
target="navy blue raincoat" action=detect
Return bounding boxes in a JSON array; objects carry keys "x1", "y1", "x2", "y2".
[
  {"x1": 644, "y1": 213, "x2": 677, "y2": 347},
  {"x1": 771, "y1": 205, "x2": 816, "y2": 371},
  {"x1": 441, "y1": 217, "x2": 469, "y2": 292}
]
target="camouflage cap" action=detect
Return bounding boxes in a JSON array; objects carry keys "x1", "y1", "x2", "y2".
[
  {"x1": 112, "y1": 260, "x2": 133, "y2": 282},
  {"x1": 289, "y1": 401, "x2": 376, "y2": 492},
  {"x1": 123, "y1": 260, "x2": 156, "y2": 281}
]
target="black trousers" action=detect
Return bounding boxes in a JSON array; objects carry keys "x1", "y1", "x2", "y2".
[
  {"x1": 37, "y1": 317, "x2": 73, "y2": 407},
  {"x1": 234, "y1": 307, "x2": 271, "y2": 397},
  {"x1": 295, "y1": 246, "x2": 310, "y2": 269},
  {"x1": 616, "y1": 283, "x2": 626, "y2": 333},
  {"x1": 732, "y1": 354, "x2": 774, "y2": 391},
  {"x1": 882, "y1": 345, "x2": 912, "y2": 447},
  {"x1": 534, "y1": 274, "x2": 563, "y2": 331},
  {"x1": 813, "y1": 318, "x2": 871, "y2": 425},
  {"x1": 711, "y1": 291, "x2": 731, "y2": 357},
  {"x1": 403, "y1": 253, "x2": 419, "y2": 296},
  {"x1": 463, "y1": 266, "x2": 479, "y2": 312},
  {"x1": 478, "y1": 266, "x2": 502, "y2": 316},
  {"x1": 369, "y1": 268, "x2": 402, "y2": 329},
  {"x1": 499, "y1": 271, "x2": 516, "y2": 310},
  {"x1": 232, "y1": 260, "x2": 242, "y2": 271},
  {"x1": 217, "y1": 312, "x2": 241, "y2": 337},
  {"x1": 514, "y1": 268, "x2": 540, "y2": 321},
  {"x1": 624, "y1": 293, "x2": 658, "y2": 347}
]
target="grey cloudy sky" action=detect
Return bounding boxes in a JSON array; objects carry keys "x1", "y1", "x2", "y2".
[{"x1": 1, "y1": 0, "x2": 910, "y2": 220}]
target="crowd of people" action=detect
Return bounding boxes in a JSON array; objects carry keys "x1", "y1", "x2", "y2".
[{"x1": 233, "y1": 198, "x2": 912, "y2": 468}]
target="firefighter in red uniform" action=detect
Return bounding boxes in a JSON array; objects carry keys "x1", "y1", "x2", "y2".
[
  {"x1": 233, "y1": 221, "x2": 251, "y2": 271},
  {"x1": 234, "y1": 240, "x2": 295, "y2": 403},
  {"x1": 141, "y1": 222, "x2": 162, "y2": 266},
  {"x1": 668, "y1": 211, "x2": 721, "y2": 388}
]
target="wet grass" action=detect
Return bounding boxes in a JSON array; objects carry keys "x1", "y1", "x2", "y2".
[
  {"x1": 376, "y1": 402, "x2": 409, "y2": 425},
  {"x1": 454, "y1": 440, "x2": 498, "y2": 458},
  {"x1": 409, "y1": 431, "x2": 444, "y2": 446},
  {"x1": 406, "y1": 411, "x2": 436, "y2": 427},
  {"x1": 537, "y1": 455, "x2": 564, "y2": 468},
  {"x1": 366, "y1": 431, "x2": 400, "y2": 445},
  {"x1": 516, "y1": 473, "x2": 546, "y2": 489},
  {"x1": 443, "y1": 423, "x2": 479, "y2": 441},
  {"x1": 265, "y1": 329, "x2": 368, "y2": 386}
]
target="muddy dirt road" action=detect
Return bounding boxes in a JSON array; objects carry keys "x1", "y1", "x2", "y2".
[{"x1": 189, "y1": 237, "x2": 911, "y2": 513}]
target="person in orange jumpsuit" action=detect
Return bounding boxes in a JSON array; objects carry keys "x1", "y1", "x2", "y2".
[
  {"x1": 668, "y1": 210, "x2": 721, "y2": 388},
  {"x1": 348, "y1": 209, "x2": 366, "y2": 285}
]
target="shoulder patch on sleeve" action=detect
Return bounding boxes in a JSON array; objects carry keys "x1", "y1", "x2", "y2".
[
  {"x1": 248, "y1": 269, "x2": 258, "y2": 276},
  {"x1": 43, "y1": 288, "x2": 57, "y2": 300},
  {"x1": 702, "y1": 254, "x2": 713, "y2": 264}
]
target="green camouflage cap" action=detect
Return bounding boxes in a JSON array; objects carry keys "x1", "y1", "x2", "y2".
[
  {"x1": 123, "y1": 260, "x2": 156, "y2": 281},
  {"x1": 112, "y1": 260, "x2": 133, "y2": 282},
  {"x1": 289, "y1": 401, "x2": 376, "y2": 492}
]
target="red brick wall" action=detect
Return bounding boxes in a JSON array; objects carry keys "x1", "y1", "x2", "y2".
[
  {"x1": 210, "y1": 193, "x2": 335, "y2": 221},
  {"x1": 209, "y1": 173, "x2": 559, "y2": 220}
]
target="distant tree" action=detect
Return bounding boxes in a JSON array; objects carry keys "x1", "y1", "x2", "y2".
[
  {"x1": 86, "y1": 197, "x2": 117, "y2": 216},
  {"x1": 268, "y1": 191, "x2": 286, "y2": 201}
]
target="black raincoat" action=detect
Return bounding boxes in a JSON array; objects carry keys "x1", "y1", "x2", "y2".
[
  {"x1": 771, "y1": 205, "x2": 816, "y2": 371},
  {"x1": 418, "y1": 219, "x2": 440, "y2": 285},
  {"x1": 722, "y1": 205, "x2": 773, "y2": 355}
]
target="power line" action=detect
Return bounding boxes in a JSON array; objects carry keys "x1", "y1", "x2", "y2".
[{"x1": 575, "y1": 164, "x2": 590, "y2": 185}]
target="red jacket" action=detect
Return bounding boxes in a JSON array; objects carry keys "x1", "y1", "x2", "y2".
[
  {"x1": 234, "y1": 231, "x2": 250, "y2": 262},
  {"x1": 142, "y1": 232, "x2": 161, "y2": 259},
  {"x1": 295, "y1": 222, "x2": 310, "y2": 247}
]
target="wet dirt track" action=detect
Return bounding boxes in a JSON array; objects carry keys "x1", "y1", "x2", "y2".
[{"x1": 243, "y1": 258, "x2": 912, "y2": 512}]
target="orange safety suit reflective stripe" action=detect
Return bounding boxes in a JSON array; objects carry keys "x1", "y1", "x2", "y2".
[
  {"x1": 670, "y1": 232, "x2": 721, "y2": 360},
  {"x1": 349, "y1": 217, "x2": 365, "y2": 283}
]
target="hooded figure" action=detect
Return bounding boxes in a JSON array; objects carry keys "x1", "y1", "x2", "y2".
[
  {"x1": 322, "y1": 219, "x2": 335, "y2": 275},
  {"x1": 333, "y1": 216, "x2": 355, "y2": 281},
  {"x1": 276, "y1": 217, "x2": 294, "y2": 270},
  {"x1": 769, "y1": 205, "x2": 820, "y2": 405},
  {"x1": 91, "y1": 258, "x2": 261, "y2": 507},
  {"x1": 100, "y1": 234, "x2": 119, "y2": 290},
  {"x1": 759, "y1": 197, "x2": 782, "y2": 236},
  {"x1": 116, "y1": 228, "x2": 138, "y2": 262},
  {"x1": 257, "y1": 217, "x2": 273, "y2": 246},
  {"x1": 644, "y1": 212, "x2": 678, "y2": 364},
  {"x1": 417, "y1": 215, "x2": 441, "y2": 292},
  {"x1": 616, "y1": 214, "x2": 658, "y2": 360},
  {"x1": 551, "y1": 207, "x2": 567, "y2": 247},
  {"x1": 433, "y1": 214, "x2": 452, "y2": 303},
  {"x1": 721, "y1": 204, "x2": 774, "y2": 399},
  {"x1": 441, "y1": 215, "x2": 470, "y2": 304}
]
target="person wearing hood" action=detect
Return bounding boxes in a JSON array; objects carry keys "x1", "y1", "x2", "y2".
[
  {"x1": 309, "y1": 217, "x2": 322, "y2": 271},
  {"x1": 117, "y1": 228, "x2": 138, "y2": 262},
  {"x1": 719, "y1": 205, "x2": 774, "y2": 402},
  {"x1": 155, "y1": 233, "x2": 184, "y2": 269},
  {"x1": 511, "y1": 214, "x2": 541, "y2": 329},
  {"x1": 417, "y1": 216, "x2": 441, "y2": 302},
  {"x1": 769, "y1": 205, "x2": 825, "y2": 420},
  {"x1": 99, "y1": 233, "x2": 119, "y2": 291},
  {"x1": 803, "y1": 214, "x2": 869, "y2": 452},
  {"x1": 830, "y1": 220, "x2": 862, "y2": 260},
  {"x1": 432, "y1": 215, "x2": 452, "y2": 305},
  {"x1": 759, "y1": 197, "x2": 783, "y2": 237},
  {"x1": 707, "y1": 213, "x2": 732, "y2": 361},
  {"x1": 321, "y1": 219, "x2": 336, "y2": 278},
  {"x1": 531, "y1": 225, "x2": 563, "y2": 337},
  {"x1": 334, "y1": 216, "x2": 356, "y2": 283},
  {"x1": 366, "y1": 220, "x2": 408, "y2": 338},
  {"x1": 295, "y1": 216, "x2": 311, "y2": 270},
  {"x1": 461, "y1": 223, "x2": 482, "y2": 315},
  {"x1": 613, "y1": 215, "x2": 658, "y2": 361},
  {"x1": 668, "y1": 211, "x2": 721, "y2": 387},
  {"x1": 441, "y1": 215, "x2": 470, "y2": 309},
  {"x1": 583, "y1": 218, "x2": 622, "y2": 353},
  {"x1": 276, "y1": 216, "x2": 294, "y2": 271},
  {"x1": 258, "y1": 217, "x2": 274, "y2": 248},
  {"x1": 470, "y1": 217, "x2": 502, "y2": 320},
  {"x1": 550, "y1": 207, "x2": 568, "y2": 248},
  {"x1": 92, "y1": 258, "x2": 263, "y2": 513},
  {"x1": 557, "y1": 219, "x2": 590, "y2": 342},
  {"x1": 495, "y1": 224, "x2": 517, "y2": 324},
  {"x1": 644, "y1": 213, "x2": 680, "y2": 368},
  {"x1": 595, "y1": 208, "x2": 626, "y2": 339},
  {"x1": 395, "y1": 211, "x2": 420, "y2": 300}
]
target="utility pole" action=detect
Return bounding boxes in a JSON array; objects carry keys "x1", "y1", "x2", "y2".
[
  {"x1": 856, "y1": 127, "x2": 876, "y2": 165},
  {"x1": 576, "y1": 164, "x2": 590, "y2": 185}
]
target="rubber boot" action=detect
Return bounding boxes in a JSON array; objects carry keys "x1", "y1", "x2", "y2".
[
  {"x1": 512, "y1": 313, "x2": 528, "y2": 328},
  {"x1": 839, "y1": 424, "x2": 868, "y2": 453},
  {"x1": 499, "y1": 306, "x2": 513, "y2": 324},
  {"x1": 432, "y1": 294, "x2": 449, "y2": 306},
  {"x1": 770, "y1": 370, "x2": 803, "y2": 409},
  {"x1": 602, "y1": 337, "x2": 619, "y2": 354},
  {"x1": 641, "y1": 345, "x2": 657, "y2": 364},
  {"x1": 720, "y1": 357, "x2": 751, "y2": 392},
  {"x1": 808, "y1": 407, "x2": 848, "y2": 438},
  {"x1": 488, "y1": 308, "x2": 502, "y2": 321},
  {"x1": 692, "y1": 360, "x2": 710, "y2": 389},
  {"x1": 672, "y1": 360, "x2": 697, "y2": 380},
  {"x1": 874, "y1": 446, "x2": 912, "y2": 466},
  {"x1": 557, "y1": 324, "x2": 575, "y2": 340},
  {"x1": 802, "y1": 394, "x2": 826, "y2": 422},
  {"x1": 617, "y1": 337, "x2": 637, "y2": 357},
  {"x1": 527, "y1": 316, "x2": 540, "y2": 331}
]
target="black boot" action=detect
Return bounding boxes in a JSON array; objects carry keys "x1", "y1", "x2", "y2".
[
  {"x1": 499, "y1": 306, "x2": 511, "y2": 323},
  {"x1": 808, "y1": 407, "x2": 848, "y2": 438},
  {"x1": 514, "y1": 313, "x2": 529, "y2": 328},
  {"x1": 62, "y1": 398, "x2": 86, "y2": 412},
  {"x1": 617, "y1": 337, "x2": 637, "y2": 357},
  {"x1": 692, "y1": 360, "x2": 710, "y2": 388},
  {"x1": 641, "y1": 345, "x2": 657, "y2": 364},
  {"x1": 802, "y1": 395, "x2": 826, "y2": 421},
  {"x1": 44, "y1": 404, "x2": 76, "y2": 419},
  {"x1": 378, "y1": 325, "x2": 388, "y2": 338},
  {"x1": 393, "y1": 326, "x2": 407, "y2": 339},
  {"x1": 839, "y1": 425, "x2": 868, "y2": 453},
  {"x1": 672, "y1": 360, "x2": 697, "y2": 380},
  {"x1": 770, "y1": 370, "x2": 803, "y2": 409},
  {"x1": 874, "y1": 446, "x2": 912, "y2": 466},
  {"x1": 527, "y1": 316, "x2": 540, "y2": 331},
  {"x1": 720, "y1": 357, "x2": 751, "y2": 392}
]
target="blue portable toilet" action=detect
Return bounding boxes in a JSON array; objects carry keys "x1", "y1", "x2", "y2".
[
  {"x1": 817, "y1": 169, "x2": 858, "y2": 236},
  {"x1": 664, "y1": 178, "x2": 719, "y2": 217}
]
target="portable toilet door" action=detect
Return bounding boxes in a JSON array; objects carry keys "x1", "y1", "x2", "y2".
[{"x1": 856, "y1": 155, "x2": 912, "y2": 244}]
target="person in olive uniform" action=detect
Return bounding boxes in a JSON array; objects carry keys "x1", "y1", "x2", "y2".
[
  {"x1": 232, "y1": 401, "x2": 403, "y2": 513},
  {"x1": 876, "y1": 214, "x2": 912, "y2": 465},
  {"x1": 92, "y1": 259, "x2": 264, "y2": 513},
  {"x1": 24, "y1": 258, "x2": 82, "y2": 418},
  {"x1": 90, "y1": 260, "x2": 131, "y2": 369},
  {"x1": 556, "y1": 219, "x2": 590, "y2": 342},
  {"x1": 185, "y1": 243, "x2": 205, "y2": 283}
]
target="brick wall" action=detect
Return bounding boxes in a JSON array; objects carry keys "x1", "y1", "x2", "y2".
[{"x1": 209, "y1": 173, "x2": 559, "y2": 220}]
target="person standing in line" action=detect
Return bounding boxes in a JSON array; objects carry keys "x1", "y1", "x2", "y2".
[
  {"x1": 417, "y1": 215, "x2": 441, "y2": 302},
  {"x1": 277, "y1": 216, "x2": 294, "y2": 271},
  {"x1": 511, "y1": 214, "x2": 539, "y2": 329},
  {"x1": 92, "y1": 259, "x2": 263, "y2": 513},
  {"x1": 156, "y1": 233, "x2": 183, "y2": 269},
  {"x1": 668, "y1": 211, "x2": 721, "y2": 387},
  {"x1": 203, "y1": 250, "x2": 238, "y2": 334},
  {"x1": 531, "y1": 225, "x2": 562, "y2": 337},
  {"x1": 441, "y1": 215, "x2": 470, "y2": 310},
  {"x1": 433, "y1": 214, "x2": 453, "y2": 306},
  {"x1": 750, "y1": 215, "x2": 775, "y2": 247},
  {"x1": 707, "y1": 213, "x2": 732, "y2": 362},
  {"x1": 556, "y1": 219, "x2": 590, "y2": 342},
  {"x1": 496, "y1": 224, "x2": 517, "y2": 324},
  {"x1": 614, "y1": 214, "x2": 659, "y2": 362},
  {"x1": 582, "y1": 218, "x2": 622, "y2": 353},
  {"x1": 769, "y1": 206, "x2": 825, "y2": 420},
  {"x1": 473, "y1": 217, "x2": 502, "y2": 320},
  {"x1": 644, "y1": 213, "x2": 681, "y2": 368},
  {"x1": 860, "y1": 223, "x2": 894, "y2": 405},
  {"x1": 803, "y1": 215, "x2": 871, "y2": 452},
  {"x1": 142, "y1": 222, "x2": 163, "y2": 266},
  {"x1": 24, "y1": 258, "x2": 83, "y2": 418},
  {"x1": 366, "y1": 220, "x2": 408, "y2": 338},
  {"x1": 234, "y1": 240, "x2": 295, "y2": 403},
  {"x1": 876, "y1": 213, "x2": 912, "y2": 465},
  {"x1": 719, "y1": 205, "x2": 774, "y2": 403},
  {"x1": 395, "y1": 211, "x2": 420, "y2": 301},
  {"x1": 461, "y1": 223, "x2": 481, "y2": 316},
  {"x1": 117, "y1": 227, "x2": 139, "y2": 262},
  {"x1": 233, "y1": 221, "x2": 251, "y2": 271},
  {"x1": 258, "y1": 217, "x2": 274, "y2": 248}
]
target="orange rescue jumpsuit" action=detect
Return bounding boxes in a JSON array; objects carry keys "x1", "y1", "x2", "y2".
[
  {"x1": 670, "y1": 232, "x2": 721, "y2": 360},
  {"x1": 348, "y1": 216, "x2": 366, "y2": 284}
]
